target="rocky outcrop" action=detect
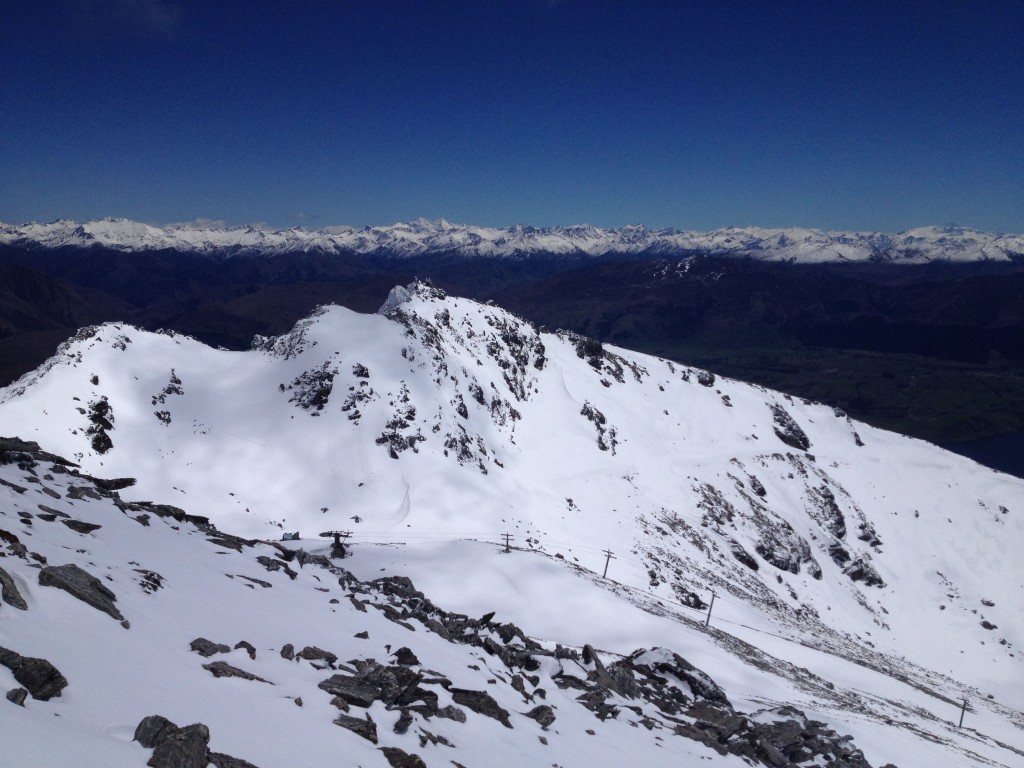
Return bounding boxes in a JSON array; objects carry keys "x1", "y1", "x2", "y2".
[
  {"x1": 38, "y1": 563, "x2": 125, "y2": 622},
  {"x1": 319, "y1": 660, "x2": 437, "y2": 712},
  {"x1": 770, "y1": 404, "x2": 810, "y2": 451},
  {"x1": 0, "y1": 565, "x2": 28, "y2": 610},
  {"x1": 321, "y1": 567, "x2": 887, "y2": 767},
  {"x1": 147, "y1": 725, "x2": 211, "y2": 768},
  {"x1": 379, "y1": 746, "x2": 428, "y2": 768},
  {"x1": 6, "y1": 687, "x2": 28, "y2": 706},
  {"x1": 60, "y1": 519, "x2": 102, "y2": 534},
  {"x1": 450, "y1": 688, "x2": 512, "y2": 728},
  {"x1": 0, "y1": 646, "x2": 68, "y2": 700},
  {"x1": 202, "y1": 661, "x2": 273, "y2": 684},
  {"x1": 134, "y1": 715, "x2": 259, "y2": 768},
  {"x1": 134, "y1": 715, "x2": 180, "y2": 749},
  {"x1": 332, "y1": 712, "x2": 377, "y2": 743},
  {"x1": 190, "y1": 638, "x2": 231, "y2": 657}
]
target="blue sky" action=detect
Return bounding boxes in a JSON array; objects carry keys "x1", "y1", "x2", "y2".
[{"x1": 2, "y1": 1, "x2": 1021, "y2": 232}]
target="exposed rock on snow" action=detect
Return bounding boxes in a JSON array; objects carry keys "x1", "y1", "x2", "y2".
[
  {"x1": 0, "y1": 565, "x2": 28, "y2": 610},
  {"x1": 6, "y1": 686, "x2": 28, "y2": 706},
  {"x1": 38, "y1": 563, "x2": 125, "y2": 622},
  {"x1": 202, "y1": 661, "x2": 273, "y2": 684},
  {"x1": 379, "y1": 746, "x2": 428, "y2": 768},
  {"x1": 770, "y1": 403, "x2": 810, "y2": 451},
  {"x1": 332, "y1": 712, "x2": 378, "y2": 743},
  {"x1": 0, "y1": 646, "x2": 68, "y2": 700},
  {"x1": 450, "y1": 688, "x2": 512, "y2": 728},
  {"x1": 189, "y1": 637, "x2": 231, "y2": 657}
]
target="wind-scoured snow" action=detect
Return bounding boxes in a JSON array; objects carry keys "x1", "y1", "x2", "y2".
[
  {"x1": 1, "y1": 283, "x2": 1022, "y2": 766},
  {"x1": 2, "y1": 218, "x2": 1023, "y2": 262}
]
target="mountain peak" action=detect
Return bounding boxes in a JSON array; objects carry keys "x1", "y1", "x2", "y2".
[
  {"x1": 1, "y1": 286, "x2": 1022, "y2": 766},
  {"x1": 2, "y1": 218, "x2": 1022, "y2": 262}
]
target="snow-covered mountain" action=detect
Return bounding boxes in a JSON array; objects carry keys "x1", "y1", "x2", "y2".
[
  {"x1": 1, "y1": 283, "x2": 1022, "y2": 767},
  {"x1": 3, "y1": 218, "x2": 1023, "y2": 262}
]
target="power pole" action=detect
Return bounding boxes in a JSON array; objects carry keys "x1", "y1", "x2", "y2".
[
  {"x1": 705, "y1": 589, "x2": 716, "y2": 627},
  {"x1": 501, "y1": 532, "x2": 513, "y2": 552},
  {"x1": 958, "y1": 698, "x2": 968, "y2": 728},
  {"x1": 602, "y1": 549, "x2": 616, "y2": 579}
]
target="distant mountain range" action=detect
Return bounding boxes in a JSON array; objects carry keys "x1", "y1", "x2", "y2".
[
  {"x1": 2, "y1": 218, "x2": 1023, "y2": 466},
  {"x1": 3, "y1": 218, "x2": 1023, "y2": 263}
]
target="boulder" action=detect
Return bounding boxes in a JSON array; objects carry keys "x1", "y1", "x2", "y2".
[
  {"x1": 523, "y1": 704, "x2": 556, "y2": 729},
  {"x1": 770, "y1": 404, "x2": 810, "y2": 451},
  {"x1": 297, "y1": 645, "x2": 337, "y2": 664},
  {"x1": 202, "y1": 661, "x2": 272, "y2": 684},
  {"x1": 450, "y1": 688, "x2": 512, "y2": 728},
  {"x1": 0, "y1": 565, "x2": 28, "y2": 610},
  {"x1": 135, "y1": 715, "x2": 261, "y2": 768},
  {"x1": 333, "y1": 713, "x2": 377, "y2": 743},
  {"x1": 208, "y1": 753, "x2": 262, "y2": 768},
  {"x1": 234, "y1": 640, "x2": 257, "y2": 659},
  {"x1": 379, "y1": 747, "x2": 427, "y2": 768},
  {"x1": 190, "y1": 638, "x2": 231, "y2": 657},
  {"x1": 147, "y1": 723, "x2": 209, "y2": 768},
  {"x1": 134, "y1": 715, "x2": 179, "y2": 749},
  {"x1": 0, "y1": 646, "x2": 68, "y2": 700},
  {"x1": 60, "y1": 519, "x2": 102, "y2": 535},
  {"x1": 38, "y1": 563, "x2": 124, "y2": 622},
  {"x1": 392, "y1": 647, "x2": 419, "y2": 666},
  {"x1": 6, "y1": 687, "x2": 28, "y2": 706},
  {"x1": 318, "y1": 674, "x2": 381, "y2": 708}
]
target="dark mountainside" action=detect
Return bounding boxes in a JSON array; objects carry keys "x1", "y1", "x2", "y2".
[{"x1": 1, "y1": 244, "x2": 1022, "y2": 473}]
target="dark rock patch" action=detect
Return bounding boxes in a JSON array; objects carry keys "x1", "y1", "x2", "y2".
[
  {"x1": 297, "y1": 645, "x2": 337, "y2": 665},
  {"x1": 0, "y1": 646, "x2": 68, "y2": 700},
  {"x1": 255, "y1": 556, "x2": 297, "y2": 580},
  {"x1": 843, "y1": 557, "x2": 885, "y2": 587},
  {"x1": 202, "y1": 661, "x2": 273, "y2": 684},
  {"x1": 147, "y1": 723, "x2": 210, "y2": 768},
  {"x1": 392, "y1": 646, "x2": 419, "y2": 666},
  {"x1": 60, "y1": 519, "x2": 102, "y2": 534},
  {"x1": 770, "y1": 404, "x2": 810, "y2": 451},
  {"x1": 6, "y1": 687, "x2": 28, "y2": 706},
  {"x1": 190, "y1": 638, "x2": 231, "y2": 657},
  {"x1": 38, "y1": 563, "x2": 124, "y2": 622},
  {"x1": 208, "y1": 753, "x2": 262, "y2": 768},
  {"x1": 450, "y1": 688, "x2": 512, "y2": 728},
  {"x1": 0, "y1": 565, "x2": 28, "y2": 610},
  {"x1": 523, "y1": 704, "x2": 556, "y2": 729},
  {"x1": 234, "y1": 640, "x2": 257, "y2": 659},
  {"x1": 333, "y1": 712, "x2": 377, "y2": 743},
  {"x1": 380, "y1": 746, "x2": 428, "y2": 767},
  {"x1": 85, "y1": 397, "x2": 114, "y2": 454},
  {"x1": 134, "y1": 715, "x2": 261, "y2": 768},
  {"x1": 134, "y1": 715, "x2": 180, "y2": 749}
]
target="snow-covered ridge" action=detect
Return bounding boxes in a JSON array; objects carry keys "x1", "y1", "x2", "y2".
[
  {"x1": 1, "y1": 283, "x2": 1023, "y2": 765},
  {"x1": 3, "y1": 217, "x2": 1023, "y2": 263}
]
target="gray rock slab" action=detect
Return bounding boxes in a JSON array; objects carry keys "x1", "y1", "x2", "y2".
[{"x1": 38, "y1": 563, "x2": 124, "y2": 622}]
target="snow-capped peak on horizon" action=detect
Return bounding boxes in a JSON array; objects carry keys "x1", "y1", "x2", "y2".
[{"x1": 2, "y1": 217, "x2": 1022, "y2": 263}]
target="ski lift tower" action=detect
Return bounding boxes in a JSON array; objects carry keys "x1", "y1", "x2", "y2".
[{"x1": 320, "y1": 530, "x2": 352, "y2": 559}]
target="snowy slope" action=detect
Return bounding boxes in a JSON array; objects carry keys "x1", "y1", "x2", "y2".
[
  {"x1": 2, "y1": 218, "x2": 1023, "y2": 262},
  {"x1": 1, "y1": 283, "x2": 1023, "y2": 766},
  {"x1": 0, "y1": 438, "x2": 972, "y2": 768}
]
